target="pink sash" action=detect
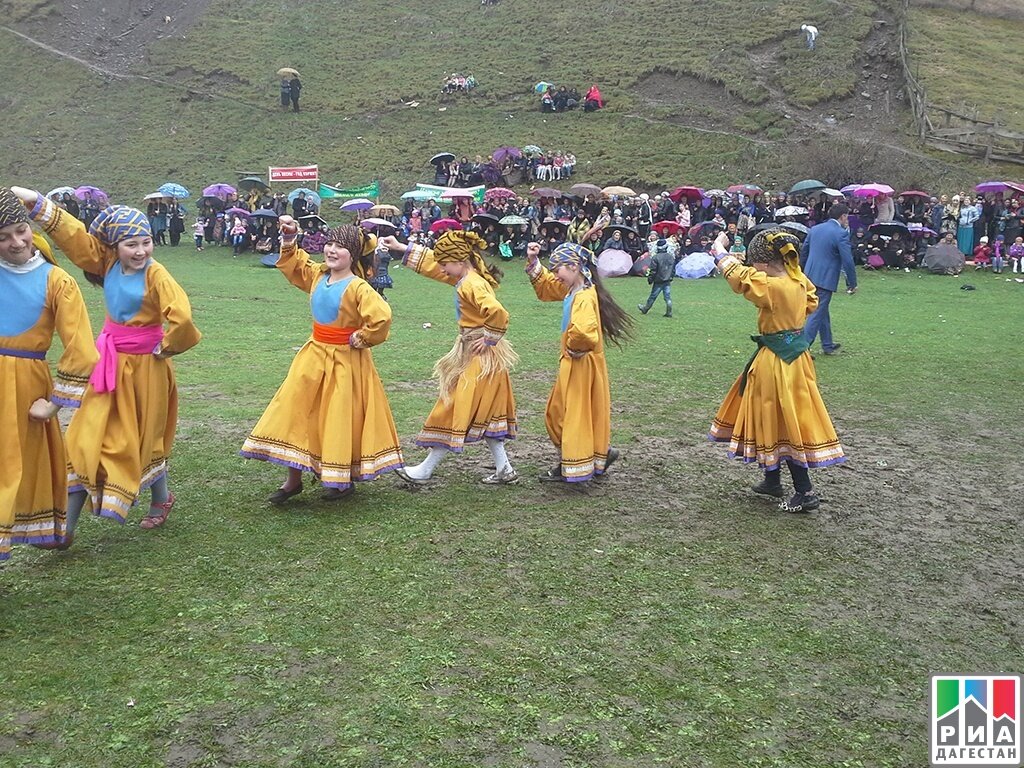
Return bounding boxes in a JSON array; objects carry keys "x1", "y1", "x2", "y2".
[{"x1": 90, "y1": 319, "x2": 165, "y2": 393}]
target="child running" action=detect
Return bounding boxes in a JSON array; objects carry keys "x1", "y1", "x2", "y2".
[
  {"x1": 525, "y1": 241, "x2": 633, "y2": 482},
  {"x1": 0, "y1": 188, "x2": 97, "y2": 557},
  {"x1": 241, "y1": 220, "x2": 404, "y2": 503},
  {"x1": 12, "y1": 186, "x2": 201, "y2": 531},
  {"x1": 379, "y1": 231, "x2": 519, "y2": 484},
  {"x1": 709, "y1": 229, "x2": 845, "y2": 512}
]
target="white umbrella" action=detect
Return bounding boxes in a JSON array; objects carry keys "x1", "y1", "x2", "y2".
[
  {"x1": 143, "y1": 192, "x2": 167, "y2": 200},
  {"x1": 360, "y1": 217, "x2": 396, "y2": 230},
  {"x1": 775, "y1": 205, "x2": 809, "y2": 218},
  {"x1": 675, "y1": 252, "x2": 717, "y2": 279},
  {"x1": 46, "y1": 186, "x2": 76, "y2": 198},
  {"x1": 340, "y1": 198, "x2": 375, "y2": 211},
  {"x1": 822, "y1": 188, "x2": 844, "y2": 197}
]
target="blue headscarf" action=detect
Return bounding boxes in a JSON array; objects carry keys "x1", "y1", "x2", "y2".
[
  {"x1": 88, "y1": 205, "x2": 152, "y2": 247},
  {"x1": 548, "y1": 241, "x2": 594, "y2": 285}
]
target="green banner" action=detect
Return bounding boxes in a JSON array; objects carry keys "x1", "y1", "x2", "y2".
[{"x1": 319, "y1": 181, "x2": 380, "y2": 199}]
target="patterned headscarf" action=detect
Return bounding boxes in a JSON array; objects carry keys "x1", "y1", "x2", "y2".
[
  {"x1": 549, "y1": 241, "x2": 594, "y2": 284},
  {"x1": 433, "y1": 230, "x2": 497, "y2": 286},
  {"x1": 88, "y1": 205, "x2": 152, "y2": 247},
  {"x1": 746, "y1": 228, "x2": 804, "y2": 281},
  {"x1": 0, "y1": 187, "x2": 30, "y2": 230},
  {"x1": 324, "y1": 224, "x2": 376, "y2": 278}
]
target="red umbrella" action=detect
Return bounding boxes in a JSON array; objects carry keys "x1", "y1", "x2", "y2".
[
  {"x1": 669, "y1": 186, "x2": 703, "y2": 203},
  {"x1": 898, "y1": 190, "x2": 931, "y2": 199},
  {"x1": 727, "y1": 184, "x2": 763, "y2": 196},
  {"x1": 484, "y1": 187, "x2": 517, "y2": 201},
  {"x1": 429, "y1": 218, "x2": 463, "y2": 234},
  {"x1": 651, "y1": 221, "x2": 683, "y2": 236}
]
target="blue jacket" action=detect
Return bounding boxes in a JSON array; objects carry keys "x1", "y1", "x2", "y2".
[{"x1": 800, "y1": 218, "x2": 857, "y2": 292}]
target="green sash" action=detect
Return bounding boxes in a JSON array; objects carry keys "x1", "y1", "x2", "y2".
[{"x1": 738, "y1": 329, "x2": 809, "y2": 394}]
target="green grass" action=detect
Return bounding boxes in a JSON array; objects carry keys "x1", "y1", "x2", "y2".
[{"x1": 2, "y1": 247, "x2": 1021, "y2": 766}]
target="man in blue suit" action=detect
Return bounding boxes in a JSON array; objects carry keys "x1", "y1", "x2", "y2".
[{"x1": 800, "y1": 202, "x2": 858, "y2": 354}]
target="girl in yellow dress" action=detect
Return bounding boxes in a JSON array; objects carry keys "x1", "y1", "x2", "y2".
[
  {"x1": 709, "y1": 229, "x2": 845, "y2": 512},
  {"x1": 12, "y1": 187, "x2": 201, "y2": 529},
  {"x1": 525, "y1": 241, "x2": 633, "y2": 482},
  {"x1": 241, "y1": 220, "x2": 404, "y2": 503},
  {"x1": 0, "y1": 188, "x2": 97, "y2": 558},
  {"x1": 379, "y1": 231, "x2": 519, "y2": 485}
]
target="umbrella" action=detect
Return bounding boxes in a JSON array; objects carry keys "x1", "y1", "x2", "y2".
[
  {"x1": 630, "y1": 254, "x2": 652, "y2": 276},
  {"x1": 143, "y1": 192, "x2": 167, "y2": 200},
  {"x1": 473, "y1": 213, "x2": 501, "y2": 226},
  {"x1": 340, "y1": 198, "x2": 375, "y2": 211},
  {"x1": 839, "y1": 184, "x2": 862, "y2": 195},
  {"x1": 675, "y1": 252, "x2": 717, "y2": 279},
  {"x1": 1005, "y1": 182, "x2": 1024, "y2": 196},
  {"x1": 492, "y1": 146, "x2": 522, "y2": 163},
  {"x1": 277, "y1": 67, "x2": 300, "y2": 78},
  {"x1": 569, "y1": 183, "x2": 602, "y2": 198},
  {"x1": 854, "y1": 183, "x2": 895, "y2": 198},
  {"x1": 158, "y1": 183, "x2": 190, "y2": 199},
  {"x1": 74, "y1": 185, "x2": 107, "y2": 202},
  {"x1": 251, "y1": 209, "x2": 280, "y2": 220},
  {"x1": 534, "y1": 82, "x2": 552, "y2": 93},
  {"x1": 289, "y1": 188, "x2": 321, "y2": 207},
  {"x1": 899, "y1": 190, "x2": 931, "y2": 199},
  {"x1": 368, "y1": 204, "x2": 401, "y2": 216},
  {"x1": 532, "y1": 187, "x2": 563, "y2": 198},
  {"x1": 225, "y1": 207, "x2": 251, "y2": 218},
  {"x1": 45, "y1": 185, "x2": 76, "y2": 199},
  {"x1": 869, "y1": 221, "x2": 910, "y2": 237},
  {"x1": 523, "y1": 144, "x2": 543, "y2": 154},
  {"x1": 779, "y1": 222, "x2": 809, "y2": 239},
  {"x1": 704, "y1": 189, "x2": 727, "y2": 199},
  {"x1": 651, "y1": 221, "x2": 683, "y2": 236},
  {"x1": 479, "y1": 163, "x2": 504, "y2": 185},
  {"x1": 669, "y1": 186, "x2": 704, "y2": 203},
  {"x1": 727, "y1": 184, "x2": 763, "y2": 196},
  {"x1": 822, "y1": 188, "x2": 844, "y2": 198},
  {"x1": 484, "y1": 187, "x2": 517, "y2": 201},
  {"x1": 429, "y1": 218, "x2": 463, "y2": 234},
  {"x1": 596, "y1": 248, "x2": 632, "y2": 278},
  {"x1": 908, "y1": 223, "x2": 937, "y2": 237},
  {"x1": 602, "y1": 185, "x2": 635, "y2": 197},
  {"x1": 401, "y1": 189, "x2": 437, "y2": 201},
  {"x1": 499, "y1": 215, "x2": 528, "y2": 226},
  {"x1": 921, "y1": 243, "x2": 965, "y2": 275},
  {"x1": 604, "y1": 224, "x2": 638, "y2": 238},
  {"x1": 975, "y1": 180, "x2": 1008, "y2": 194},
  {"x1": 299, "y1": 214, "x2": 327, "y2": 228},
  {"x1": 789, "y1": 179, "x2": 826, "y2": 194},
  {"x1": 774, "y1": 205, "x2": 809, "y2": 218},
  {"x1": 202, "y1": 183, "x2": 236, "y2": 200},
  {"x1": 744, "y1": 222, "x2": 785, "y2": 245},
  {"x1": 539, "y1": 218, "x2": 568, "y2": 234},
  {"x1": 199, "y1": 195, "x2": 226, "y2": 210},
  {"x1": 440, "y1": 187, "x2": 478, "y2": 200},
  {"x1": 430, "y1": 152, "x2": 456, "y2": 166},
  {"x1": 688, "y1": 221, "x2": 723, "y2": 240},
  {"x1": 238, "y1": 177, "x2": 270, "y2": 193},
  {"x1": 360, "y1": 217, "x2": 397, "y2": 231}
]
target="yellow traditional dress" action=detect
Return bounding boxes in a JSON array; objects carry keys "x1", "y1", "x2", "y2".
[
  {"x1": 526, "y1": 260, "x2": 612, "y2": 482},
  {"x1": 709, "y1": 252, "x2": 845, "y2": 469},
  {"x1": 0, "y1": 235, "x2": 97, "y2": 559},
  {"x1": 241, "y1": 239, "x2": 404, "y2": 488},
  {"x1": 405, "y1": 243, "x2": 517, "y2": 451},
  {"x1": 31, "y1": 198, "x2": 202, "y2": 523}
]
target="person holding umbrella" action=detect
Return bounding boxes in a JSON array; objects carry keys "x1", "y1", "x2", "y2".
[{"x1": 279, "y1": 77, "x2": 291, "y2": 110}]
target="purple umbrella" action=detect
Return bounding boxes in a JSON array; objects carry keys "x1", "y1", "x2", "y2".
[
  {"x1": 492, "y1": 146, "x2": 522, "y2": 164},
  {"x1": 908, "y1": 223, "x2": 937, "y2": 237},
  {"x1": 596, "y1": 248, "x2": 632, "y2": 278},
  {"x1": 202, "y1": 183, "x2": 237, "y2": 200},
  {"x1": 75, "y1": 185, "x2": 108, "y2": 202},
  {"x1": 853, "y1": 183, "x2": 894, "y2": 198},
  {"x1": 225, "y1": 207, "x2": 251, "y2": 218},
  {"x1": 840, "y1": 184, "x2": 862, "y2": 195},
  {"x1": 975, "y1": 180, "x2": 1008, "y2": 194},
  {"x1": 479, "y1": 163, "x2": 504, "y2": 185}
]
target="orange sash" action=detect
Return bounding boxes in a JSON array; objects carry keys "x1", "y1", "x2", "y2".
[{"x1": 313, "y1": 323, "x2": 358, "y2": 345}]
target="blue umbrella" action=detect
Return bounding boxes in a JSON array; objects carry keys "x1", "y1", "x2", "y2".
[
  {"x1": 158, "y1": 183, "x2": 190, "y2": 199},
  {"x1": 675, "y1": 252, "x2": 717, "y2": 279},
  {"x1": 288, "y1": 187, "x2": 320, "y2": 207},
  {"x1": 251, "y1": 208, "x2": 279, "y2": 220}
]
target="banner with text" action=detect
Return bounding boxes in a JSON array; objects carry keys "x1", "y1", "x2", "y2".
[
  {"x1": 319, "y1": 181, "x2": 380, "y2": 200},
  {"x1": 268, "y1": 165, "x2": 319, "y2": 184}
]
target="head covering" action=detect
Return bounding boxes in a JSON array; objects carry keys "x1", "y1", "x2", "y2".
[
  {"x1": 980, "y1": 236, "x2": 989, "y2": 244},
  {"x1": 325, "y1": 224, "x2": 376, "y2": 278},
  {"x1": 746, "y1": 228, "x2": 804, "y2": 280},
  {"x1": 88, "y1": 205, "x2": 151, "y2": 247},
  {"x1": 548, "y1": 241, "x2": 594, "y2": 285},
  {"x1": 0, "y1": 187, "x2": 30, "y2": 230},
  {"x1": 432, "y1": 230, "x2": 498, "y2": 287}
]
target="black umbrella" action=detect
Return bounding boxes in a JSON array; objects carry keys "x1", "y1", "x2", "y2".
[
  {"x1": 299, "y1": 214, "x2": 327, "y2": 228},
  {"x1": 539, "y1": 218, "x2": 568, "y2": 234},
  {"x1": 251, "y1": 208, "x2": 279, "y2": 220},
  {"x1": 869, "y1": 221, "x2": 911, "y2": 237},
  {"x1": 605, "y1": 224, "x2": 638, "y2": 238},
  {"x1": 238, "y1": 176, "x2": 270, "y2": 192},
  {"x1": 473, "y1": 213, "x2": 500, "y2": 226},
  {"x1": 199, "y1": 195, "x2": 226, "y2": 210},
  {"x1": 430, "y1": 152, "x2": 456, "y2": 165}
]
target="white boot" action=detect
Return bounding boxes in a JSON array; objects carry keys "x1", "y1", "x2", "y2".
[{"x1": 398, "y1": 448, "x2": 447, "y2": 484}]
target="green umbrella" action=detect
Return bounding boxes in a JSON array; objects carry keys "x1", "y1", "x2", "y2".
[
  {"x1": 499, "y1": 215, "x2": 528, "y2": 226},
  {"x1": 789, "y1": 179, "x2": 826, "y2": 194}
]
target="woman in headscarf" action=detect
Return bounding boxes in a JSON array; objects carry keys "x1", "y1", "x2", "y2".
[
  {"x1": 524, "y1": 241, "x2": 633, "y2": 482},
  {"x1": 379, "y1": 230, "x2": 519, "y2": 485},
  {"x1": 241, "y1": 221, "x2": 403, "y2": 503},
  {"x1": 0, "y1": 188, "x2": 97, "y2": 557},
  {"x1": 957, "y1": 196, "x2": 980, "y2": 256},
  {"x1": 11, "y1": 186, "x2": 201, "y2": 531},
  {"x1": 708, "y1": 228, "x2": 845, "y2": 512}
]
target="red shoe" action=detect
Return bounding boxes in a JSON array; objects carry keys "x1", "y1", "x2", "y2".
[{"x1": 141, "y1": 492, "x2": 175, "y2": 529}]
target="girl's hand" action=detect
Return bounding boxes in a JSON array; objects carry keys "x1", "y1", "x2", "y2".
[
  {"x1": 469, "y1": 337, "x2": 488, "y2": 355},
  {"x1": 567, "y1": 348, "x2": 588, "y2": 359},
  {"x1": 526, "y1": 242, "x2": 541, "y2": 262},
  {"x1": 278, "y1": 215, "x2": 298, "y2": 235},
  {"x1": 349, "y1": 332, "x2": 367, "y2": 349},
  {"x1": 379, "y1": 235, "x2": 406, "y2": 254},
  {"x1": 10, "y1": 186, "x2": 39, "y2": 207},
  {"x1": 28, "y1": 398, "x2": 59, "y2": 422}
]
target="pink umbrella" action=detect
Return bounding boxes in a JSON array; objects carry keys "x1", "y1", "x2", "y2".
[
  {"x1": 225, "y1": 207, "x2": 251, "y2": 218},
  {"x1": 853, "y1": 183, "x2": 894, "y2": 198},
  {"x1": 596, "y1": 248, "x2": 632, "y2": 278},
  {"x1": 74, "y1": 185, "x2": 108, "y2": 202},
  {"x1": 202, "y1": 183, "x2": 237, "y2": 200},
  {"x1": 484, "y1": 187, "x2": 517, "y2": 201},
  {"x1": 429, "y1": 218, "x2": 463, "y2": 234},
  {"x1": 440, "y1": 188, "x2": 478, "y2": 200}
]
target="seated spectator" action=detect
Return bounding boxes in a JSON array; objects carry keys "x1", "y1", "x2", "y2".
[
  {"x1": 973, "y1": 236, "x2": 992, "y2": 269},
  {"x1": 584, "y1": 84, "x2": 604, "y2": 112}
]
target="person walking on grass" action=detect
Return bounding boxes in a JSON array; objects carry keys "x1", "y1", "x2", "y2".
[
  {"x1": 800, "y1": 202, "x2": 857, "y2": 356},
  {"x1": 638, "y1": 238, "x2": 676, "y2": 317},
  {"x1": 710, "y1": 229, "x2": 845, "y2": 513},
  {"x1": 241, "y1": 221, "x2": 404, "y2": 504},
  {"x1": 11, "y1": 186, "x2": 201, "y2": 536},
  {"x1": 289, "y1": 76, "x2": 302, "y2": 112},
  {"x1": 379, "y1": 230, "x2": 520, "y2": 485},
  {"x1": 280, "y1": 77, "x2": 291, "y2": 110},
  {"x1": 525, "y1": 241, "x2": 633, "y2": 483}
]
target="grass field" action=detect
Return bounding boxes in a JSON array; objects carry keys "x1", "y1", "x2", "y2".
[{"x1": 2, "y1": 246, "x2": 1021, "y2": 767}]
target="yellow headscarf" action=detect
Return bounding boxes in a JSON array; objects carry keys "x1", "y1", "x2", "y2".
[
  {"x1": 433, "y1": 230, "x2": 497, "y2": 286},
  {"x1": 747, "y1": 229, "x2": 804, "y2": 281}
]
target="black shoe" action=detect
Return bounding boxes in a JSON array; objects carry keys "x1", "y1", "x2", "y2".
[
  {"x1": 539, "y1": 465, "x2": 564, "y2": 482},
  {"x1": 322, "y1": 486, "x2": 355, "y2": 501},
  {"x1": 822, "y1": 344, "x2": 842, "y2": 356},
  {"x1": 664, "y1": 313, "x2": 672, "y2": 318},
  {"x1": 604, "y1": 447, "x2": 620, "y2": 472},
  {"x1": 752, "y1": 480, "x2": 785, "y2": 498},
  {"x1": 637, "y1": 304, "x2": 649, "y2": 315},
  {"x1": 268, "y1": 484, "x2": 303, "y2": 505},
  {"x1": 780, "y1": 492, "x2": 820, "y2": 513}
]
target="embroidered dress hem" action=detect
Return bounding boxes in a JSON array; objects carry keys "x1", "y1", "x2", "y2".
[
  {"x1": 240, "y1": 439, "x2": 404, "y2": 488},
  {"x1": 415, "y1": 418, "x2": 517, "y2": 452},
  {"x1": 560, "y1": 452, "x2": 610, "y2": 483}
]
